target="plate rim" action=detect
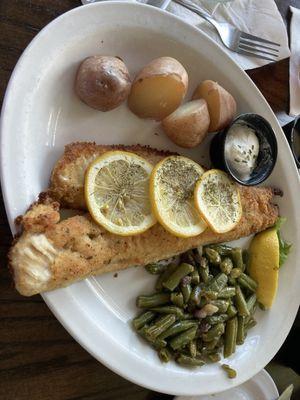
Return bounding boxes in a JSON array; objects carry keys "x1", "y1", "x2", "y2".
[
  {"x1": 175, "y1": 369, "x2": 279, "y2": 399},
  {"x1": 1, "y1": 1, "x2": 299, "y2": 396}
]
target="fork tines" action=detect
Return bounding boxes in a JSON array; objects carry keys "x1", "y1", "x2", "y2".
[{"x1": 238, "y1": 32, "x2": 280, "y2": 62}]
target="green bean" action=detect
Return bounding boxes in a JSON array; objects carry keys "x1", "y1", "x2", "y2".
[
  {"x1": 207, "y1": 353, "x2": 221, "y2": 363},
  {"x1": 158, "y1": 320, "x2": 198, "y2": 340},
  {"x1": 227, "y1": 304, "x2": 237, "y2": 318},
  {"x1": 132, "y1": 311, "x2": 156, "y2": 330},
  {"x1": 246, "y1": 317, "x2": 257, "y2": 330},
  {"x1": 237, "y1": 273, "x2": 258, "y2": 293},
  {"x1": 205, "y1": 248, "x2": 221, "y2": 265},
  {"x1": 163, "y1": 263, "x2": 194, "y2": 291},
  {"x1": 198, "y1": 256, "x2": 211, "y2": 283},
  {"x1": 133, "y1": 244, "x2": 263, "y2": 370},
  {"x1": 189, "y1": 285, "x2": 202, "y2": 305},
  {"x1": 223, "y1": 317, "x2": 238, "y2": 358},
  {"x1": 176, "y1": 354, "x2": 205, "y2": 367},
  {"x1": 150, "y1": 306, "x2": 185, "y2": 319},
  {"x1": 210, "y1": 300, "x2": 230, "y2": 313},
  {"x1": 202, "y1": 290, "x2": 218, "y2": 300},
  {"x1": 208, "y1": 273, "x2": 228, "y2": 292},
  {"x1": 230, "y1": 268, "x2": 242, "y2": 279},
  {"x1": 216, "y1": 336, "x2": 224, "y2": 349},
  {"x1": 153, "y1": 338, "x2": 167, "y2": 349},
  {"x1": 245, "y1": 301, "x2": 257, "y2": 326},
  {"x1": 155, "y1": 263, "x2": 178, "y2": 291},
  {"x1": 138, "y1": 325, "x2": 156, "y2": 344},
  {"x1": 202, "y1": 323, "x2": 225, "y2": 342},
  {"x1": 235, "y1": 286, "x2": 250, "y2": 317},
  {"x1": 170, "y1": 292, "x2": 184, "y2": 308},
  {"x1": 208, "y1": 244, "x2": 232, "y2": 257},
  {"x1": 201, "y1": 335, "x2": 222, "y2": 349},
  {"x1": 237, "y1": 316, "x2": 245, "y2": 345},
  {"x1": 169, "y1": 326, "x2": 197, "y2": 350},
  {"x1": 203, "y1": 337, "x2": 220, "y2": 350},
  {"x1": 189, "y1": 340, "x2": 197, "y2": 358},
  {"x1": 242, "y1": 249, "x2": 250, "y2": 273},
  {"x1": 182, "y1": 313, "x2": 194, "y2": 320},
  {"x1": 144, "y1": 314, "x2": 176, "y2": 341},
  {"x1": 220, "y1": 257, "x2": 233, "y2": 275},
  {"x1": 231, "y1": 248, "x2": 244, "y2": 271},
  {"x1": 199, "y1": 347, "x2": 220, "y2": 357},
  {"x1": 222, "y1": 364, "x2": 237, "y2": 379},
  {"x1": 191, "y1": 269, "x2": 200, "y2": 285},
  {"x1": 158, "y1": 347, "x2": 172, "y2": 362},
  {"x1": 198, "y1": 297, "x2": 207, "y2": 308},
  {"x1": 145, "y1": 263, "x2": 167, "y2": 275},
  {"x1": 218, "y1": 287, "x2": 236, "y2": 299},
  {"x1": 246, "y1": 293, "x2": 257, "y2": 315},
  {"x1": 228, "y1": 277, "x2": 236, "y2": 286},
  {"x1": 196, "y1": 337, "x2": 204, "y2": 350},
  {"x1": 136, "y1": 293, "x2": 170, "y2": 308},
  {"x1": 181, "y1": 282, "x2": 192, "y2": 304},
  {"x1": 205, "y1": 314, "x2": 228, "y2": 325}
]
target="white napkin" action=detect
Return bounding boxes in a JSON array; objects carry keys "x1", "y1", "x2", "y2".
[
  {"x1": 289, "y1": 6, "x2": 300, "y2": 117},
  {"x1": 166, "y1": 0, "x2": 290, "y2": 70}
]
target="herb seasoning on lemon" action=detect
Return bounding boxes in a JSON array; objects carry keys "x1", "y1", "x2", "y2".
[
  {"x1": 150, "y1": 156, "x2": 207, "y2": 237},
  {"x1": 85, "y1": 151, "x2": 156, "y2": 236}
]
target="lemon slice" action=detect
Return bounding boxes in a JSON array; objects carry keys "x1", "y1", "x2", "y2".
[
  {"x1": 85, "y1": 151, "x2": 156, "y2": 236},
  {"x1": 194, "y1": 169, "x2": 242, "y2": 233},
  {"x1": 150, "y1": 156, "x2": 207, "y2": 238}
]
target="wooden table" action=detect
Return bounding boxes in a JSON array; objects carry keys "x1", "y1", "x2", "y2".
[{"x1": 0, "y1": 1, "x2": 299, "y2": 399}]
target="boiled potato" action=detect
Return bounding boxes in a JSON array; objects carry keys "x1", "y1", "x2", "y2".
[
  {"x1": 75, "y1": 56, "x2": 131, "y2": 111},
  {"x1": 161, "y1": 99, "x2": 210, "y2": 148},
  {"x1": 193, "y1": 80, "x2": 236, "y2": 132},
  {"x1": 128, "y1": 57, "x2": 188, "y2": 120}
]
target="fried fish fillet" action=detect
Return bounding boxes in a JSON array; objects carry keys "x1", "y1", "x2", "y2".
[
  {"x1": 49, "y1": 142, "x2": 175, "y2": 209},
  {"x1": 10, "y1": 184, "x2": 278, "y2": 296}
]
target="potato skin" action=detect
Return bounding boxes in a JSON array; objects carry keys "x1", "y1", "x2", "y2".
[
  {"x1": 132, "y1": 57, "x2": 188, "y2": 87},
  {"x1": 75, "y1": 56, "x2": 131, "y2": 111},
  {"x1": 193, "y1": 80, "x2": 236, "y2": 132},
  {"x1": 162, "y1": 99, "x2": 210, "y2": 148},
  {"x1": 128, "y1": 56, "x2": 188, "y2": 120}
]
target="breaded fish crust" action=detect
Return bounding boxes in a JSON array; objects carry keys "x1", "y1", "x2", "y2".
[
  {"x1": 49, "y1": 142, "x2": 176, "y2": 209},
  {"x1": 10, "y1": 184, "x2": 278, "y2": 296}
]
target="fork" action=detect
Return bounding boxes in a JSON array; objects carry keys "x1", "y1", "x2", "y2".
[{"x1": 173, "y1": 0, "x2": 280, "y2": 62}]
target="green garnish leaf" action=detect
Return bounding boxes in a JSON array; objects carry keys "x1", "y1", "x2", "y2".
[
  {"x1": 274, "y1": 216, "x2": 286, "y2": 230},
  {"x1": 274, "y1": 217, "x2": 292, "y2": 267}
]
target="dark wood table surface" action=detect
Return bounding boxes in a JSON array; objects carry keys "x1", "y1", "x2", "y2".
[{"x1": 0, "y1": 1, "x2": 299, "y2": 399}]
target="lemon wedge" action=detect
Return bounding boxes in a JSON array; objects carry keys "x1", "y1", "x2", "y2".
[
  {"x1": 248, "y1": 228, "x2": 279, "y2": 309},
  {"x1": 150, "y1": 156, "x2": 207, "y2": 238},
  {"x1": 194, "y1": 169, "x2": 242, "y2": 233},
  {"x1": 85, "y1": 151, "x2": 156, "y2": 236}
]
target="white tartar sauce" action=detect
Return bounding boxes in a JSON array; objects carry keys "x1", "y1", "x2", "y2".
[{"x1": 224, "y1": 123, "x2": 259, "y2": 180}]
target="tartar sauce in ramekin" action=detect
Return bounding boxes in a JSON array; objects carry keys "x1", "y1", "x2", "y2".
[{"x1": 224, "y1": 123, "x2": 259, "y2": 181}]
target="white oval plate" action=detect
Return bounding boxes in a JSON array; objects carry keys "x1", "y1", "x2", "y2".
[
  {"x1": 176, "y1": 369, "x2": 279, "y2": 400},
  {"x1": 1, "y1": 2, "x2": 299, "y2": 396}
]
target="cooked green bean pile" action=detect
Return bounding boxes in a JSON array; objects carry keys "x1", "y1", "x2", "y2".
[{"x1": 133, "y1": 244, "x2": 259, "y2": 372}]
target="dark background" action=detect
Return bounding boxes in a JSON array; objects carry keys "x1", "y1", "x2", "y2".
[{"x1": 0, "y1": 1, "x2": 299, "y2": 399}]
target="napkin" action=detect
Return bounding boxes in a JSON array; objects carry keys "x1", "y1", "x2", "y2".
[
  {"x1": 289, "y1": 6, "x2": 300, "y2": 117},
  {"x1": 166, "y1": 0, "x2": 290, "y2": 70}
]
